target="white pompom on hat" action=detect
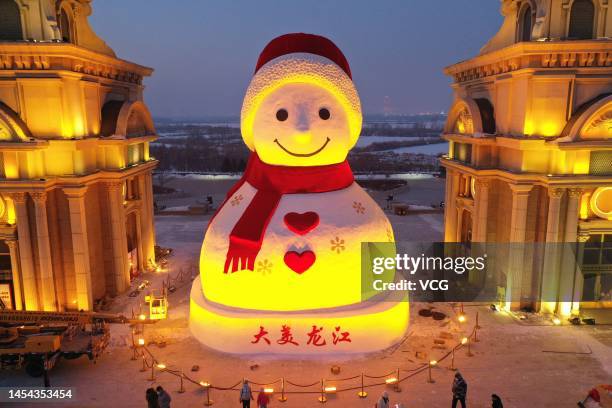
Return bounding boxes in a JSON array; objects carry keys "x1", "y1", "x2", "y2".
[{"x1": 241, "y1": 33, "x2": 362, "y2": 150}]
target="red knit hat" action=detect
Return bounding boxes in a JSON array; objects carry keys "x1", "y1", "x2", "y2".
[
  {"x1": 241, "y1": 33, "x2": 362, "y2": 150},
  {"x1": 255, "y1": 33, "x2": 352, "y2": 78}
]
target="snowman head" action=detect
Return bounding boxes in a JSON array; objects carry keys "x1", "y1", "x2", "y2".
[{"x1": 241, "y1": 34, "x2": 362, "y2": 166}]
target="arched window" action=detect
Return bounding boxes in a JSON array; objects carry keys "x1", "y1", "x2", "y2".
[
  {"x1": 0, "y1": 0, "x2": 23, "y2": 41},
  {"x1": 568, "y1": 0, "x2": 595, "y2": 39},
  {"x1": 520, "y1": 5, "x2": 533, "y2": 42},
  {"x1": 59, "y1": 7, "x2": 72, "y2": 43}
]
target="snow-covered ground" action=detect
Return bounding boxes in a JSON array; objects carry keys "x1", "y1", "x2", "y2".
[
  {"x1": 1, "y1": 213, "x2": 609, "y2": 407},
  {"x1": 1, "y1": 181, "x2": 610, "y2": 408}
]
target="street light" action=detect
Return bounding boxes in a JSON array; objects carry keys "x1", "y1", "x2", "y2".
[{"x1": 428, "y1": 360, "x2": 437, "y2": 383}]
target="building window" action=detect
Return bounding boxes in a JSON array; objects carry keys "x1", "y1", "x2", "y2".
[
  {"x1": 519, "y1": 4, "x2": 533, "y2": 42},
  {"x1": 582, "y1": 234, "x2": 612, "y2": 301},
  {"x1": 59, "y1": 7, "x2": 72, "y2": 43},
  {"x1": 583, "y1": 234, "x2": 612, "y2": 265},
  {"x1": 452, "y1": 142, "x2": 472, "y2": 164},
  {"x1": 0, "y1": 0, "x2": 23, "y2": 41},
  {"x1": 568, "y1": 0, "x2": 595, "y2": 40}
]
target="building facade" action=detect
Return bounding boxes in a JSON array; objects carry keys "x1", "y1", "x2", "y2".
[
  {"x1": 0, "y1": 0, "x2": 157, "y2": 312},
  {"x1": 441, "y1": 0, "x2": 612, "y2": 315}
]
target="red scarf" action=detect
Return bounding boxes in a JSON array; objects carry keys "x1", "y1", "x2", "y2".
[{"x1": 214, "y1": 154, "x2": 354, "y2": 273}]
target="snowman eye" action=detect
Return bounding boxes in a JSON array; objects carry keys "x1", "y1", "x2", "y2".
[
  {"x1": 276, "y1": 109, "x2": 288, "y2": 121},
  {"x1": 319, "y1": 108, "x2": 330, "y2": 120}
]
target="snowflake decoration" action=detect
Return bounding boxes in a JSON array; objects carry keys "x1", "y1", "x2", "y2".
[
  {"x1": 352, "y1": 201, "x2": 365, "y2": 214},
  {"x1": 230, "y1": 194, "x2": 244, "y2": 206},
  {"x1": 256, "y1": 259, "x2": 272, "y2": 275},
  {"x1": 330, "y1": 236, "x2": 345, "y2": 253}
]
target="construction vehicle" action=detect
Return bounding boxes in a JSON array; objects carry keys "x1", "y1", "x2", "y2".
[{"x1": 0, "y1": 310, "x2": 135, "y2": 378}]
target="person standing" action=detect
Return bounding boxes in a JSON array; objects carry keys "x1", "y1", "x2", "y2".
[
  {"x1": 376, "y1": 391, "x2": 390, "y2": 408},
  {"x1": 145, "y1": 388, "x2": 160, "y2": 408},
  {"x1": 256, "y1": 387, "x2": 270, "y2": 408},
  {"x1": 491, "y1": 394, "x2": 503, "y2": 408},
  {"x1": 239, "y1": 380, "x2": 254, "y2": 408},
  {"x1": 156, "y1": 386, "x2": 171, "y2": 408},
  {"x1": 451, "y1": 372, "x2": 468, "y2": 408}
]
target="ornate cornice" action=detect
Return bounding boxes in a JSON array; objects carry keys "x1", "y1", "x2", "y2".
[
  {"x1": 548, "y1": 187, "x2": 565, "y2": 199},
  {"x1": 0, "y1": 43, "x2": 152, "y2": 84},
  {"x1": 567, "y1": 188, "x2": 583, "y2": 198},
  {"x1": 30, "y1": 191, "x2": 47, "y2": 203},
  {"x1": 9, "y1": 192, "x2": 27, "y2": 204},
  {"x1": 445, "y1": 41, "x2": 612, "y2": 84}
]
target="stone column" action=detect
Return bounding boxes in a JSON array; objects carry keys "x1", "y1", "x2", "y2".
[
  {"x1": 540, "y1": 187, "x2": 565, "y2": 314},
  {"x1": 472, "y1": 178, "x2": 490, "y2": 242},
  {"x1": 63, "y1": 187, "x2": 93, "y2": 311},
  {"x1": 106, "y1": 181, "x2": 129, "y2": 294},
  {"x1": 571, "y1": 232, "x2": 591, "y2": 315},
  {"x1": 138, "y1": 172, "x2": 155, "y2": 270},
  {"x1": 31, "y1": 192, "x2": 57, "y2": 311},
  {"x1": 455, "y1": 206, "x2": 464, "y2": 242},
  {"x1": 11, "y1": 193, "x2": 39, "y2": 310},
  {"x1": 506, "y1": 184, "x2": 532, "y2": 310},
  {"x1": 558, "y1": 188, "x2": 582, "y2": 316},
  {"x1": 444, "y1": 170, "x2": 460, "y2": 242},
  {"x1": 6, "y1": 239, "x2": 23, "y2": 310}
]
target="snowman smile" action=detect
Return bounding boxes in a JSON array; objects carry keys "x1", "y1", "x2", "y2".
[{"x1": 274, "y1": 137, "x2": 331, "y2": 157}]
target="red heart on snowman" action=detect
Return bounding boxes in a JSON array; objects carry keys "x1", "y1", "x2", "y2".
[
  {"x1": 283, "y1": 212, "x2": 320, "y2": 235},
  {"x1": 284, "y1": 250, "x2": 316, "y2": 274}
]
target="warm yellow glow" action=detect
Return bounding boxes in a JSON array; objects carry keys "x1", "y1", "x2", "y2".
[
  {"x1": 190, "y1": 285, "x2": 409, "y2": 354},
  {"x1": 523, "y1": 120, "x2": 560, "y2": 137},
  {"x1": 324, "y1": 386, "x2": 337, "y2": 393},
  {"x1": 201, "y1": 236, "x2": 396, "y2": 312},
  {"x1": 385, "y1": 377, "x2": 398, "y2": 384},
  {"x1": 138, "y1": 314, "x2": 146, "y2": 321},
  {"x1": 4, "y1": 162, "x2": 18, "y2": 179},
  {"x1": 552, "y1": 317, "x2": 561, "y2": 325},
  {"x1": 458, "y1": 314, "x2": 466, "y2": 323},
  {"x1": 558, "y1": 302, "x2": 572, "y2": 317},
  {"x1": 138, "y1": 338, "x2": 145, "y2": 346},
  {"x1": 456, "y1": 121, "x2": 465, "y2": 134},
  {"x1": 580, "y1": 192, "x2": 591, "y2": 219},
  {"x1": 540, "y1": 122, "x2": 559, "y2": 137},
  {"x1": 429, "y1": 360, "x2": 437, "y2": 366},
  {"x1": 461, "y1": 337, "x2": 468, "y2": 345},
  {"x1": 590, "y1": 187, "x2": 612, "y2": 220},
  {"x1": 572, "y1": 152, "x2": 590, "y2": 174},
  {"x1": 156, "y1": 363, "x2": 166, "y2": 369},
  {"x1": 241, "y1": 74, "x2": 362, "y2": 153},
  {"x1": 6, "y1": 199, "x2": 15, "y2": 224},
  {"x1": 200, "y1": 381, "x2": 210, "y2": 388},
  {"x1": 293, "y1": 132, "x2": 313, "y2": 145},
  {"x1": 264, "y1": 388, "x2": 274, "y2": 394}
]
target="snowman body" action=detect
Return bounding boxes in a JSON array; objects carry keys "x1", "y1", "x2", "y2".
[
  {"x1": 190, "y1": 33, "x2": 409, "y2": 354},
  {"x1": 201, "y1": 181, "x2": 393, "y2": 311}
]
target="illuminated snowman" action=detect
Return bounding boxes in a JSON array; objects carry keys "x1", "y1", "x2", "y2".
[{"x1": 190, "y1": 33, "x2": 408, "y2": 354}]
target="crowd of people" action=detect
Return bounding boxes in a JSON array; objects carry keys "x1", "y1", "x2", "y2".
[{"x1": 144, "y1": 373, "x2": 508, "y2": 407}]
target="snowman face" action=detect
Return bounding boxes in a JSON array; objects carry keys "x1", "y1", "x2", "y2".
[{"x1": 251, "y1": 83, "x2": 351, "y2": 166}]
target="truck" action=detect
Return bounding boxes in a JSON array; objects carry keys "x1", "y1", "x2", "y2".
[{"x1": 0, "y1": 310, "x2": 130, "y2": 379}]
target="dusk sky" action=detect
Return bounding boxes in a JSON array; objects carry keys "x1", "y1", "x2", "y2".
[{"x1": 90, "y1": 1, "x2": 502, "y2": 119}]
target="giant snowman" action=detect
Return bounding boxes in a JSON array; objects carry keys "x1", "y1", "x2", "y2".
[{"x1": 190, "y1": 33, "x2": 409, "y2": 354}]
